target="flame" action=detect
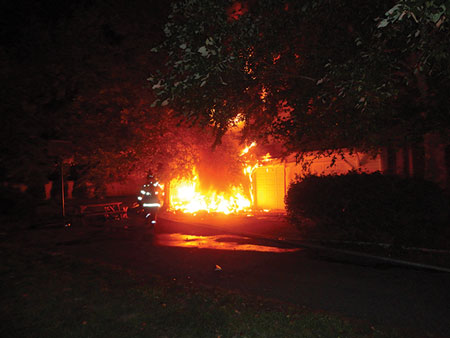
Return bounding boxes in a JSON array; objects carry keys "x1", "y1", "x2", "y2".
[
  {"x1": 241, "y1": 147, "x2": 272, "y2": 205},
  {"x1": 169, "y1": 170, "x2": 251, "y2": 214},
  {"x1": 240, "y1": 141, "x2": 256, "y2": 156},
  {"x1": 169, "y1": 143, "x2": 272, "y2": 214}
]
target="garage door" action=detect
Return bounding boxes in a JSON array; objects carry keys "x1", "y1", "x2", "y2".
[{"x1": 254, "y1": 165, "x2": 285, "y2": 210}]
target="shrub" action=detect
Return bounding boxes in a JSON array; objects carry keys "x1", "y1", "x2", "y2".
[
  {"x1": 285, "y1": 172, "x2": 449, "y2": 248},
  {"x1": 0, "y1": 185, "x2": 33, "y2": 215}
]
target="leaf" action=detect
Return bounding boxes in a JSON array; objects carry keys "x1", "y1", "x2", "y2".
[
  {"x1": 179, "y1": 43, "x2": 187, "y2": 49},
  {"x1": 164, "y1": 26, "x2": 171, "y2": 36},
  {"x1": 429, "y1": 12, "x2": 444, "y2": 23},
  {"x1": 152, "y1": 80, "x2": 163, "y2": 89},
  {"x1": 377, "y1": 19, "x2": 389, "y2": 28},
  {"x1": 198, "y1": 46, "x2": 208, "y2": 56},
  {"x1": 161, "y1": 99, "x2": 169, "y2": 106}
]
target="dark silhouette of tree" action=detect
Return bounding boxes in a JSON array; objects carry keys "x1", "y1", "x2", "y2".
[
  {"x1": 1, "y1": 0, "x2": 205, "y2": 194},
  {"x1": 148, "y1": 0, "x2": 450, "y2": 160}
]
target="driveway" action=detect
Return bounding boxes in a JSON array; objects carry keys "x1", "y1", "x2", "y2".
[{"x1": 7, "y1": 213, "x2": 450, "y2": 337}]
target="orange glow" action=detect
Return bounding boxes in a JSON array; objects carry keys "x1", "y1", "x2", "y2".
[
  {"x1": 243, "y1": 48, "x2": 255, "y2": 75},
  {"x1": 169, "y1": 169, "x2": 251, "y2": 214},
  {"x1": 156, "y1": 233, "x2": 300, "y2": 253},
  {"x1": 273, "y1": 54, "x2": 281, "y2": 63},
  {"x1": 240, "y1": 141, "x2": 256, "y2": 156},
  {"x1": 227, "y1": 1, "x2": 249, "y2": 21},
  {"x1": 244, "y1": 62, "x2": 253, "y2": 75},
  {"x1": 277, "y1": 100, "x2": 294, "y2": 120},
  {"x1": 260, "y1": 85, "x2": 268, "y2": 102},
  {"x1": 169, "y1": 143, "x2": 273, "y2": 214},
  {"x1": 231, "y1": 113, "x2": 245, "y2": 129},
  {"x1": 241, "y1": 144, "x2": 272, "y2": 206}
]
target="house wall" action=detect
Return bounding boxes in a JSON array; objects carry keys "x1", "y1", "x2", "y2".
[
  {"x1": 253, "y1": 151, "x2": 382, "y2": 211},
  {"x1": 379, "y1": 133, "x2": 449, "y2": 190}
]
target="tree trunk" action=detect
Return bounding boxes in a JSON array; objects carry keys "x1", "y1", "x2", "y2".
[{"x1": 411, "y1": 142, "x2": 425, "y2": 179}]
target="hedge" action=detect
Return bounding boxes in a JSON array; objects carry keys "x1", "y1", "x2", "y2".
[{"x1": 285, "y1": 172, "x2": 449, "y2": 248}]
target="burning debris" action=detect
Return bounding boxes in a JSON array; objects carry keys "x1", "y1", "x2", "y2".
[
  {"x1": 168, "y1": 142, "x2": 272, "y2": 214},
  {"x1": 169, "y1": 168, "x2": 251, "y2": 214}
]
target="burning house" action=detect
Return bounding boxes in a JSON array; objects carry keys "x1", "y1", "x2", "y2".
[{"x1": 106, "y1": 142, "x2": 382, "y2": 214}]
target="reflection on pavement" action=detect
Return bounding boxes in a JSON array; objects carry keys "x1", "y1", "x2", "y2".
[{"x1": 156, "y1": 233, "x2": 300, "y2": 253}]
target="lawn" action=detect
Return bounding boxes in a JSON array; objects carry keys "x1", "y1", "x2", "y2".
[{"x1": 0, "y1": 244, "x2": 409, "y2": 338}]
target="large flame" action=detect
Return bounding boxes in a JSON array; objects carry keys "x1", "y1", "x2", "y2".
[
  {"x1": 169, "y1": 170, "x2": 251, "y2": 214},
  {"x1": 169, "y1": 143, "x2": 272, "y2": 214}
]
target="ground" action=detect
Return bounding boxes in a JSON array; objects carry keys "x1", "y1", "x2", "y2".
[{"x1": 2, "y1": 208, "x2": 450, "y2": 337}]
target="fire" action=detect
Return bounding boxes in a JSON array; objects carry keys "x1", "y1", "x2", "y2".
[
  {"x1": 169, "y1": 143, "x2": 272, "y2": 214},
  {"x1": 242, "y1": 151, "x2": 271, "y2": 205},
  {"x1": 169, "y1": 170, "x2": 251, "y2": 214},
  {"x1": 240, "y1": 141, "x2": 256, "y2": 155}
]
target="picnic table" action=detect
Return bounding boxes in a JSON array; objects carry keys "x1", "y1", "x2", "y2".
[{"x1": 79, "y1": 202, "x2": 128, "y2": 222}]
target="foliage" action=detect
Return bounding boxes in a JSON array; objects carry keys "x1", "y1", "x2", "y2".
[
  {"x1": 285, "y1": 172, "x2": 450, "y2": 248},
  {"x1": 0, "y1": 0, "x2": 209, "y2": 195},
  {"x1": 149, "y1": 0, "x2": 450, "y2": 155}
]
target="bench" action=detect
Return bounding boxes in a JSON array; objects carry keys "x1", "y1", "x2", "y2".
[{"x1": 79, "y1": 202, "x2": 128, "y2": 222}]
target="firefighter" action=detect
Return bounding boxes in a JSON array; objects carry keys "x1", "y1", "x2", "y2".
[{"x1": 136, "y1": 173, "x2": 163, "y2": 227}]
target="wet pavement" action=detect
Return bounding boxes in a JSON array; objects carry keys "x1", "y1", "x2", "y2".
[
  {"x1": 3, "y1": 213, "x2": 450, "y2": 337},
  {"x1": 155, "y1": 233, "x2": 301, "y2": 253}
]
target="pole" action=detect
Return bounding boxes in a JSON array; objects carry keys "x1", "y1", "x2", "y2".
[{"x1": 60, "y1": 159, "x2": 65, "y2": 218}]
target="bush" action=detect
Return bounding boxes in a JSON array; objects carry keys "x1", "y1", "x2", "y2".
[
  {"x1": 285, "y1": 172, "x2": 450, "y2": 248},
  {"x1": 0, "y1": 185, "x2": 34, "y2": 216}
]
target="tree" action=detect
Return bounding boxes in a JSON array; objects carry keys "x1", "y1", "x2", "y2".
[
  {"x1": 1, "y1": 0, "x2": 199, "y2": 195},
  {"x1": 319, "y1": 0, "x2": 450, "y2": 146},
  {"x1": 148, "y1": 0, "x2": 450, "y2": 159}
]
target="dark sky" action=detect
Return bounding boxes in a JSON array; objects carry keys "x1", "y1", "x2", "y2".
[
  {"x1": 1, "y1": 0, "x2": 170, "y2": 56},
  {"x1": 0, "y1": 0, "x2": 173, "y2": 154},
  {"x1": 1, "y1": 0, "x2": 171, "y2": 109}
]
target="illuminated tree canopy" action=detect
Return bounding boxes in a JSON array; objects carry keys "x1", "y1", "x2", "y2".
[{"x1": 149, "y1": 0, "x2": 450, "y2": 155}]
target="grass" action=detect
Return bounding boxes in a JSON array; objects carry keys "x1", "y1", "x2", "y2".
[{"x1": 0, "y1": 245, "x2": 410, "y2": 338}]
